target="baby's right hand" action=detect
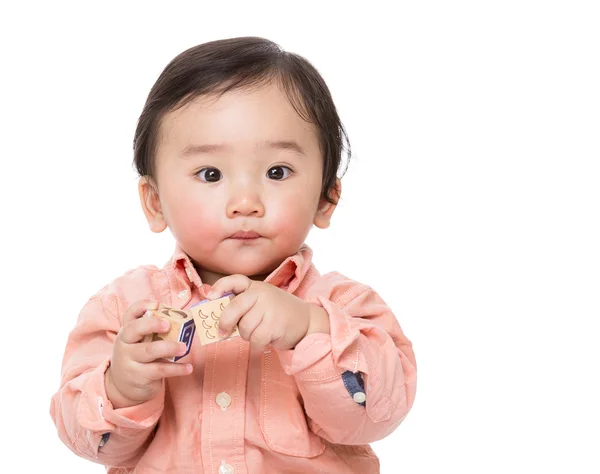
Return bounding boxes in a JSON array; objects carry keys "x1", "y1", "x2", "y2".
[{"x1": 105, "y1": 300, "x2": 193, "y2": 409}]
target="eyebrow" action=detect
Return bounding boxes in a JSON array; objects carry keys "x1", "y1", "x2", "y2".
[
  {"x1": 180, "y1": 140, "x2": 306, "y2": 157},
  {"x1": 180, "y1": 144, "x2": 230, "y2": 156},
  {"x1": 262, "y1": 140, "x2": 306, "y2": 155}
]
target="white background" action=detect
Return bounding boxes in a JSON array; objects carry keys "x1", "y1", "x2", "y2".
[{"x1": 1, "y1": 1, "x2": 599, "y2": 472}]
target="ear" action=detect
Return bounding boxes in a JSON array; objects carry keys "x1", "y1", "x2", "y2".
[
  {"x1": 314, "y1": 178, "x2": 341, "y2": 229},
  {"x1": 138, "y1": 176, "x2": 167, "y2": 233}
]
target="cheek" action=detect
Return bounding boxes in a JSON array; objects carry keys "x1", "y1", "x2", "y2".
[
  {"x1": 268, "y1": 190, "x2": 317, "y2": 235},
  {"x1": 183, "y1": 210, "x2": 221, "y2": 237},
  {"x1": 165, "y1": 193, "x2": 222, "y2": 245}
]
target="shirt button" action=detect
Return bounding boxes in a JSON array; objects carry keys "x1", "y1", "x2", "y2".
[
  {"x1": 97, "y1": 397, "x2": 104, "y2": 419},
  {"x1": 216, "y1": 392, "x2": 232, "y2": 410},
  {"x1": 353, "y1": 391, "x2": 367, "y2": 404},
  {"x1": 219, "y1": 462, "x2": 234, "y2": 474},
  {"x1": 178, "y1": 289, "x2": 189, "y2": 299}
]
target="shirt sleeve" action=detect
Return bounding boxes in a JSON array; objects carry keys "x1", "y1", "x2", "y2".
[
  {"x1": 276, "y1": 272, "x2": 417, "y2": 445},
  {"x1": 50, "y1": 292, "x2": 164, "y2": 467}
]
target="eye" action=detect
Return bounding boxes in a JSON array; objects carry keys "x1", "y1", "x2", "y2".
[
  {"x1": 267, "y1": 166, "x2": 292, "y2": 180},
  {"x1": 197, "y1": 167, "x2": 222, "y2": 183}
]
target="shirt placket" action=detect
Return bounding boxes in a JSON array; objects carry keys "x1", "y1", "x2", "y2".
[{"x1": 202, "y1": 337, "x2": 250, "y2": 474}]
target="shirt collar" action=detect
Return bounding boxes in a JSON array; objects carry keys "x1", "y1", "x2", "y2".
[{"x1": 167, "y1": 244, "x2": 314, "y2": 292}]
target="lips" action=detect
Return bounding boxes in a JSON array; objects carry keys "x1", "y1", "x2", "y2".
[{"x1": 229, "y1": 230, "x2": 261, "y2": 239}]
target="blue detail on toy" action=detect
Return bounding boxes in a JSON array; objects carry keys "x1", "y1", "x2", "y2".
[
  {"x1": 192, "y1": 292, "x2": 235, "y2": 307},
  {"x1": 173, "y1": 318, "x2": 196, "y2": 362}
]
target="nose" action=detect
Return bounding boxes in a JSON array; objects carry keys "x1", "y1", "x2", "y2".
[{"x1": 226, "y1": 185, "x2": 265, "y2": 218}]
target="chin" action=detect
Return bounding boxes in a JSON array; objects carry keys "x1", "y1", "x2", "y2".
[
  {"x1": 229, "y1": 264, "x2": 275, "y2": 278},
  {"x1": 191, "y1": 244, "x2": 297, "y2": 278},
  {"x1": 220, "y1": 256, "x2": 282, "y2": 278}
]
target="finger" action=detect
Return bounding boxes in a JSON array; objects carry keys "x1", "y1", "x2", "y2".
[
  {"x1": 207, "y1": 274, "x2": 252, "y2": 299},
  {"x1": 141, "y1": 361, "x2": 193, "y2": 381},
  {"x1": 130, "y1": 340, "x2": 189, "y2": 363},
  {"x1": 219, "y1": 292, "x2": 257, "y2": 336},
  {"x1": 247, "y1": 322, "x2": 277, "y2": 349},
  {"x1": 121, "y1": 314, "x2": 169, "y2": 344},
  {"x1": 236, "y1": 303, "x2": 265, "y2": 343},
  {"x1": 122, "y1": 299, "x2": 159, "y2": 327}
]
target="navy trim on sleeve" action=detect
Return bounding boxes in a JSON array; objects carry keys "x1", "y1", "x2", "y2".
[
  {"x1": 341, "y1": 370, "x2": 366, "y2": 406},
  {"x1": 99, "y1": 432, "x2": 110, "y2": 447}
]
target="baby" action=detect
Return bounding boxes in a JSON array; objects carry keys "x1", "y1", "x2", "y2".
[{"x1": 50, "y1": 36, "x2": 417, "y2": 474}]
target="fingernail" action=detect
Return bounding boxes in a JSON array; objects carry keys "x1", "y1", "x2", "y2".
[{"x1": 143, "y1": 310, "x2": 151, "y2": 318}]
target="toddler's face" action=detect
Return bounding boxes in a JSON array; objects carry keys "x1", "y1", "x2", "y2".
[{"x1": 140, "y1": 83, "x2": 337, "y2": 284}]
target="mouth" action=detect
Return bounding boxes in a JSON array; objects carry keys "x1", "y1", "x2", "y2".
[{"x1": 228, "y1": 230, "x2": 262, "y2": 240}]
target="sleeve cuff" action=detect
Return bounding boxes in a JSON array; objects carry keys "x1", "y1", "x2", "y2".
[
  {"x1": 77, "y1": 358, "x2": 164, "y2": 433},
  {"x1": 276, "y1": 296, "x2": 362, "y2": 378}
]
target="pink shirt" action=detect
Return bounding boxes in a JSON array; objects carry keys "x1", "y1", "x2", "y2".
[{"x1": 50, "y1": 245, "x2": 417, "y2": 473}]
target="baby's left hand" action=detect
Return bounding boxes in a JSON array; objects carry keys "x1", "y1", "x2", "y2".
[{"x1": 206, "y1": 275, "x2": 328, "y2": 350}]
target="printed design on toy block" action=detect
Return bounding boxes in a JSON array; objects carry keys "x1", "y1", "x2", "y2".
[
  {"x1": 159, "y1": 308, "x2": 188, "y2": 319},
  {"x1": 174, "y1": 318, "x2": 196, "y2": 361},
  {"x1": 191, "y1": 295, "x2": 239, "y2": 344},
  {"x1": 196, "y1": 302, "x2": 227, "y2": 341},
  {"x1": 143, "y1": 305, "x2": 197, "y2": 361}
]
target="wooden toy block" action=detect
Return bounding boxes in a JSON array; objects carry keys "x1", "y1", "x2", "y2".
[
  {"x1": 189, "y1": 294, "x2": 240, "y2": 345},
  {"x1": 143, "y1": 305, "x2": 196, "y2": 362}
]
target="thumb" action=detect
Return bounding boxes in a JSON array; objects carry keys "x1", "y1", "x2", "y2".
[
  {"x1": 122, "y1": 299, "x2": 159, "y2": 326},
  {"x1": 206, "y1": 274, "x2": 252, "y2": 300}
]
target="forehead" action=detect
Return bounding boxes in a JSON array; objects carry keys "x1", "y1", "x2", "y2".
[{"x1": 157, "y1": 83, "x2": 320, "y2": 157}]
